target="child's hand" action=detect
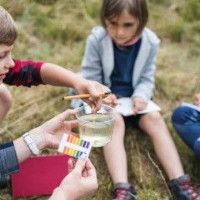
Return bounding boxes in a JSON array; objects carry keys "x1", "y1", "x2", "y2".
[
  {"x1": 103, "y1": 94, "x2": 118, "y2": 107},
  {"x1": 132, "y1": 97, "x2": 147, "y2": 114},
  {"x1": 194, "y1": 93, "x2": 200, "y2": 106},
  {"x1": 75, "y1": 79, "x2": 110, "y2": 112}
]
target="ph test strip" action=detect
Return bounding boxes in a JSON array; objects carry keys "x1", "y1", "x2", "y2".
[{"x1": 58, "y1": 134, "x2": 92, "y2": 158}]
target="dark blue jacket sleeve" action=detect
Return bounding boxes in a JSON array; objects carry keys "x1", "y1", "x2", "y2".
[{"x1": 0, "y1": 142, "x2": 19, "y2": 188}]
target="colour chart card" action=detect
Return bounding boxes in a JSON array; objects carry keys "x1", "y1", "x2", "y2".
[{"x1": 58, "y1": 134, "x2": 92, "y2": 159}]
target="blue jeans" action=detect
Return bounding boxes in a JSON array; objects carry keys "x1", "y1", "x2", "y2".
[{"x1": 171, "y1": 106, "x2": 200, "y2": 159}]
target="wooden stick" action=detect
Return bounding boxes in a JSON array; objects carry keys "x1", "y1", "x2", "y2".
[{"x1": 63, "y1": 92, "x2": 111, "y2": 100}]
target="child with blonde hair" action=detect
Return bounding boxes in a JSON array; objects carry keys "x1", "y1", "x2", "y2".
[
  {"x1": 0, "y1": 5, "x2": 102, "y2": 198},
  {"x1": 0, "y1": 5, "x2": 109, "y2": 123}
]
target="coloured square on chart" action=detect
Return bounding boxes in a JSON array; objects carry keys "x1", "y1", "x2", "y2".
[{"x1": 58, "y1": 134, "x2": 92, "y2": 159}]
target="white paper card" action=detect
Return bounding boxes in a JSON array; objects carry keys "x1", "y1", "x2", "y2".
[{"x1": 115, "y1": 97, "x2": 161, "y2": 116}]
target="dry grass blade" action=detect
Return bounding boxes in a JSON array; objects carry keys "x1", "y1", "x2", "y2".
[{"x1": 147, "y1": 151, "x2": 172, "y2": 198}]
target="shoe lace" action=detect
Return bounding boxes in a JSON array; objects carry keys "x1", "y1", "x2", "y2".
[
  {"x1": 114, "y1": 188, "x2": 136, "y2": 200},
  {"x1": 180, "y1": 180, "x2": 200, "y2": 200}
]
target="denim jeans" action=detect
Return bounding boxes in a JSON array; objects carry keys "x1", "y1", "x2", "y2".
[
  {"x1": 171, "y1": 106, "x2": 200, "y2": 159},
  {"x1": 0, "y1": 142, "x2": 19, "y2": 188}
]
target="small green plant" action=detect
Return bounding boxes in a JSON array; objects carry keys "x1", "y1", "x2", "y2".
[
  {"x1": 30, "y1": 0, "x2": 59, "y2": 5},
  {"x1": 148, "y1": 0, "x2": 172, "y2": 6},
  {"x1": 85, "y1": 0, "x2": 101, "y2": 19},
  {"x1": 184, "y1": 21, "x2": 200, "y2": 46},
  {"x1": 138, "y1": 189, "x2": 169, "y2": 200},
  {"x1": 168, "y1": 19, "x2": 185, "y2": 42},
  {"x1": 180, "y1": 0, "x2": 200, "y2": 22},
  {"x1": 0, "y1": 0, "x2": 25, "y2": 17}
]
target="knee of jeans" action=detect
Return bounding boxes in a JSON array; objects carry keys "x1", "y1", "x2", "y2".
[
  {"x1": 171, "y1": 106, "x2": 194, "y2": 125},
  {"x1": 194, "y1": 138, "x2": 200, "y2": 159}
]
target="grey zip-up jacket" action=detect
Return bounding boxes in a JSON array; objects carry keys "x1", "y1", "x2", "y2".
[{"x1": 81, "y1": 26, "x2": 160, "y2": 101}]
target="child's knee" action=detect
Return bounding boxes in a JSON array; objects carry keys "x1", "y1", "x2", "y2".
[
  {"x1": 171, "y1": 106, "x2": 194, "y2": 125},
  {"x1": 112, "y1": 113, "x2": 125, "y2": 138},
  {"x1": 144, "y1": 112, "x2": 162, "y2": 123},
  {"x1": 114, "y1": 113, "x2": 124, "y2": 126},
  {"x1": 0, "y1": 85, "x2": 12, "y2": 109}
]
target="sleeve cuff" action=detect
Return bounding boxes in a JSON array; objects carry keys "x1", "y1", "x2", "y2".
[{"x1": 0, "y1": 142, "x2": 19, "y2": 176}]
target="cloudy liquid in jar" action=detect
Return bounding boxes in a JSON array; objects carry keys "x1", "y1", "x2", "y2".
[{"x1": 79, "y1": 113, "x2": 113, "y2": 147}]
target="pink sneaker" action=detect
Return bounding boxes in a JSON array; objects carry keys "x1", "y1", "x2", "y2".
[{"x1": 112, "y1": 183, "x2": 136, "y2": 200}]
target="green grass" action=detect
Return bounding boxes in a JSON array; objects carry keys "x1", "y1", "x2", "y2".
[
  {"x1": 180, "y1": 0, "x2": 200, "y2": 22},
  {"x1": 0, "y1": 0, "x2": 200, "y2": 199}
]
